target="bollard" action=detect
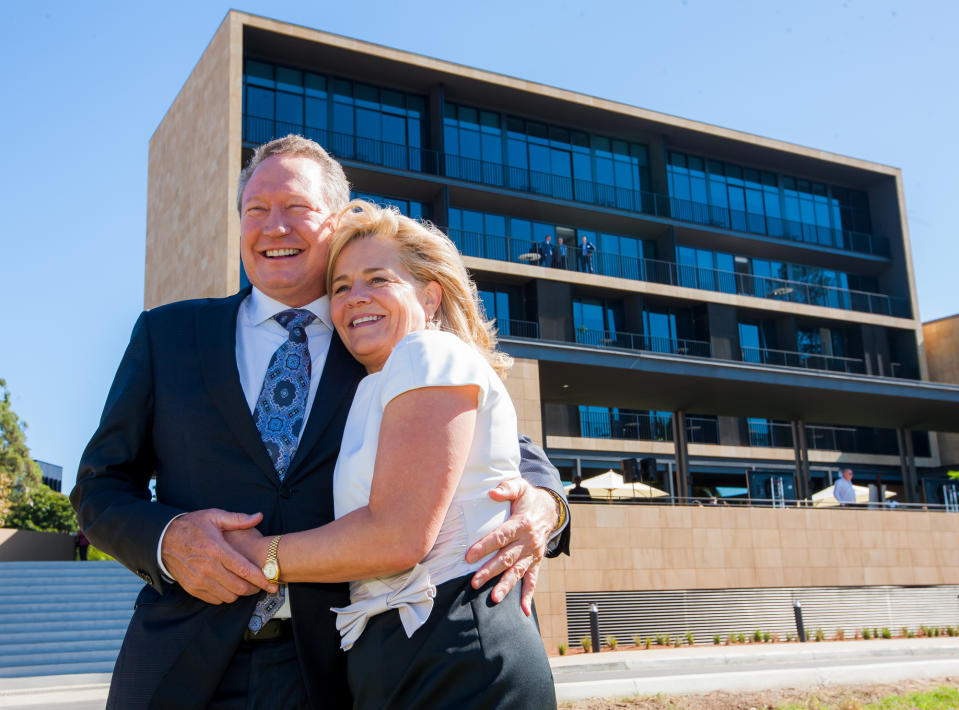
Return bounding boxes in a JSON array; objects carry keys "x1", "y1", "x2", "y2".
[
  {"x1": 589, "y1": 603, "x2": 601, "y2": 653},
  {"x1": 793, "y1": 600, "x2": 807, "y2": 642}
]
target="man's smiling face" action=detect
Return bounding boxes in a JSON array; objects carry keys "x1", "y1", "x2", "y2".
[{"x1": 239, "y1": 154, "x2": 333, "y2": 307}]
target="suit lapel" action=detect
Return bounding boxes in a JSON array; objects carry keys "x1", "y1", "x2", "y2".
[
  {"x1": 286, "y1": 331, "x2": 365, "y2": 479},
  {"x1": 195, "y1": 290, "x2": 278, "y2": 482}
]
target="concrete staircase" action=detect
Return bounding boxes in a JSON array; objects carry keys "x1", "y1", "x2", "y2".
[{"x1": 0, "y1": 560, "x2": 141, "y2": 677}]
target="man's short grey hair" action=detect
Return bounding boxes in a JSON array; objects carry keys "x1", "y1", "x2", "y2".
[{"x1": 236, "y1": 135, "x2": 351, "y2": 215}]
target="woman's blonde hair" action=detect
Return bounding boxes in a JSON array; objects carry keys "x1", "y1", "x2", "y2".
[{"x1": 326, "y1": 200, "x2": 513, "y2": 377}]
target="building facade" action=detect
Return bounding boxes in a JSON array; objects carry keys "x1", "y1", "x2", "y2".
[{"x1": 146, "y1": 12, "x2": 959, "y2": 650}]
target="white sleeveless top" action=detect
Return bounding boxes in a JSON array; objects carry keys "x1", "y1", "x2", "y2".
[{"x1": 331, "y1": 329, "x2": 520, "y2": 650}]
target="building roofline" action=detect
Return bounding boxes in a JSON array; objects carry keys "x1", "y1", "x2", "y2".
[
  {"x1": 228, "y1": 10, "x2": 900, "y2": 178},
  {"x1": 923, "y1": 313, "x2": 959, "y2": 327}
]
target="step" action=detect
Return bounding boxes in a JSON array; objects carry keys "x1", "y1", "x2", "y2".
[
  {"x1": 0, "y1": 611, "x2": 134, "y2": 626},
  {"x1": 0, "y1": 628, "x2": 128, "y2": 645},
  {"x1": 0, "y1": 601, "x2": 136, "y2": 615},
  {"x1": 0, "y1": 591, "x2": 139, "y2": 604},
  {"x1": 0, "y1": 659, "x2": 118, "y2": 678},
  {"x1": 0, "y1": 639, "x2": 123, "y2": 658},
  {"x1": 0, "y1": 619, "x2": 130, "y2": 635},
  {"x1": 0, "y1": 649, "x2": 121, "y2": 667}
]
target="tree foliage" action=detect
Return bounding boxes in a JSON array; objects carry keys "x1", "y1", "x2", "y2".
[
  {"x1": 0, "y1": 378, "x2": 75, "y2": 533},
  {"x1": 5, "y1": 484, "x2": 77, "y2": 533}
]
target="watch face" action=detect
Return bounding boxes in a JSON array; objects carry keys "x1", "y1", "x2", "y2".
[{"x1": 263, "y1": 561, "x2": 279, "y2": 581}]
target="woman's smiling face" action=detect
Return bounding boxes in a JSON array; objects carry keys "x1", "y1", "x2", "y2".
[{"x1": 329, "y1": 235, "x2": 441, "y2": 373}]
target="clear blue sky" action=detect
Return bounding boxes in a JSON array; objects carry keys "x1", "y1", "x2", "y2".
[{"x1": 1, "y1": 1, "x2": 956, "y2": 493}]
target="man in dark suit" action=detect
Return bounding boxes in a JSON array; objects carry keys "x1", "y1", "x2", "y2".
[
  {"x1": 541, "y1": 234, "x2": 555, "y2": 267},
  {"x1": 71, "y1": 135, "x2": 570, "y2": 710}
]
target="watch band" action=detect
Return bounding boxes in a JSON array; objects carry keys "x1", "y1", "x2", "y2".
[
  {"x1": 543, "y1": 488, "x2": 567, "y2": 533},
  {"x1": 263, "y1": 534, "x2": 282, "y2": 583}
]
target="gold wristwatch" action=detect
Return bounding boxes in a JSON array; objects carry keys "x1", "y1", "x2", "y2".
[{"x1": 262, "y1": 535, "x2": 282, "y2": 583}]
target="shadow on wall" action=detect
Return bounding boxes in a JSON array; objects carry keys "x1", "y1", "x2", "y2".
[{"x1": 0, "y1": 529, "x2": 75, "y2": 561}]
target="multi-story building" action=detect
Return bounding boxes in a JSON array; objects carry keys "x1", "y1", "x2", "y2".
[
  {"x1": 146, "y1": 12, "x2": 959, "y2": 650},
  {"x1": 35, "y1": 460, "x2": 63, "y2": 493}
]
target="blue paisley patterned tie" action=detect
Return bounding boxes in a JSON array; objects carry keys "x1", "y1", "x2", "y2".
[
  {"x1": 254, "y1": 309, "x2": 316, "y2": 481},
  {"x1": 249, "y1": 308, "x2": 315, "y2": 634}
]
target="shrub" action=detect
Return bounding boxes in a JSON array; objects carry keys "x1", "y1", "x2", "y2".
[
  {"x1": 947, "y1": 626, "x2": 957, "y2": 637},
  {"x1": 685, "y1": 631, "x2": 695, "y2": 646},
  {"x1": 769, "y1": 632, "x2": 779, "y2": 643},
  {"x1": 580, "y1": 636, "x2": 592, "y2": 653},
  {"x1": 87, "y1": 546, "x2": 114, "y2": 562},
  {"x1": 606, "y1": 635, "x2": 618, "y2": 650},
  {"x1": 632, "y1": 634, "x2": 643, "y2": 647},
  {"x1": 644, "y1": 637, "x2": 651, "y2": 649},
  {"x1": 737, "y1": 632, "x2": 746, "y2": 644},
  {"x1": 834, "y1": 629, "x2": 845, "y2": 641},
  {"x1": 753, "y1": 629, "x2": 763, "y2": 643},
  {"x1": 814, "y1": 628, "x2": 825, "y2": 642},
  {"x1": 903, "y1": 627, "x2": 915, "y2": 638},
  {"x1": 881, "y1": 627, "x2": 892, "y2": 639},
  {"x1": 713, "y1": 634, "x2": 721, "y2": 645},
  {"x1": 557, "y1": 643, "x2": 567, "y2": 656}
]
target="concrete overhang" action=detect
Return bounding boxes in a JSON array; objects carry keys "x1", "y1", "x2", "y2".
[{"x1": 501, "y1": 339, "x2": 959, "y2": 433}]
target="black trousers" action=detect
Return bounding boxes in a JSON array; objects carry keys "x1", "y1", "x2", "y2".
[
  {"x1": 208, "y1": 637, "x2": 312, "y2": 710},
  {"x1": 347, "y1": 574, "x2": 556, "y2": 710}
]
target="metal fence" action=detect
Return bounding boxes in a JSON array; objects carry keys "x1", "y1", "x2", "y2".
[{"x1": 566, "y1": 585, "x2": 959, "y2": 647}]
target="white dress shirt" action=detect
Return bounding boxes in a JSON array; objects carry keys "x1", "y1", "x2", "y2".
[{"x1": 157, "y1": 287, "x2": 334, "y2": 582}]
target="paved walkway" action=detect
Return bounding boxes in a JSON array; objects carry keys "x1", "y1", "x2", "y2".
[
  {"x1": 1, "y1": 638, "x2": 958, "y2": 708},
  {"x1": 552, "y1": 637, "x2": 959, "y2": 701}
]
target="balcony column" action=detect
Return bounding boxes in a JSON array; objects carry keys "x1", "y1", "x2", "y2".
[
  {"x1": 791, "y1": 419, "x2": 810, "y2": 501},
  {"x1": 897, "y1": 427, "x2": 921, "y2": 504},
  {"x1": 428, "y1": 84, "x2": 445, "y2": 154},
  {"x1": 671, "y1": 410, "x2": 689, "y2": 500}
]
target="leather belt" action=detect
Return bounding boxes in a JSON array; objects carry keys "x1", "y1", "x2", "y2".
[{"x1": 242, "y1": 618, "x2": 293, "y2": 642}]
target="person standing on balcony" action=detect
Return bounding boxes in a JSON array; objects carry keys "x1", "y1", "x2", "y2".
[
  {"x1": 578, "y1": 235, "x2": 596, "y2": 273},
  {"x1": 554, "y1": 236, "x2": 568, "y2": 269},
  {"x1": 834, "y1": 468, "x2": 856, "y2": 506},
  {"x1": 567, "y1": 475, "x2": 592, "y2": 501},
  {"x1": 541, "y1": 234, "x2": 554, "y2": 267}
]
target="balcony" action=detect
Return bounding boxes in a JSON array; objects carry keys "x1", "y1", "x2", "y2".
[
  {"x1": 241, "y1": 116, "x2": 890, "y2": 258},
  {"x1": 450, "y1": 228, "x2": 909, "y2": 318},
  {"x1": 579, "y1": 409, "x2": 719, "y2": 444},
  {"x1": 747, "y1": 421, "x2": 922, "y2": 456},
  {"x1": 573, "y1": 326, "x2": 712, "y2": 358},
  {"x1": 500, "y1": 321, "x2": 909, "y2": 380},
  {"x1": 740, "y1": 346, "x2": 866, "y2": 375}
]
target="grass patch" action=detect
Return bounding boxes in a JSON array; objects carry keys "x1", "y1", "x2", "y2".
[{"x1": 774, "y1": 685, "x2": 959, "y2": 710}]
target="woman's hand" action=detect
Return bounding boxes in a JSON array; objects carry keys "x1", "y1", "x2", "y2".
[{"x1": 224, "y1": 527, "x2": 271, "y2": 571}]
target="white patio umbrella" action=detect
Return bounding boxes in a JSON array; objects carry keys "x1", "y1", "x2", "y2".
[
  {"x1": 566, "y1": 470, "x2": 668, "y2": 500},
  {"x1": 811, "y1": 483, "x2": 897, "y2": 507}
]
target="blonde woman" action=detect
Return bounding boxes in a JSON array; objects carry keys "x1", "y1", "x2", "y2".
[{"x1": 230, "y1": 201, "x2": 556, "y2": 708}]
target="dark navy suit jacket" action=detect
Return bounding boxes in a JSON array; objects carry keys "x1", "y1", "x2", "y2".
[{"x1": 72, "y1": 288, "x2": 569, "y2": 710}]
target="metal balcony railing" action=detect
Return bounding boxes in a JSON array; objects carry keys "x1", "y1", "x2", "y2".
[
  {"x1": 447, "y1": 229, "x2": 909, "y2": 319},
  {"x1": 242, "y1": 116, "x2": 891, "y2": 258},
  {"x1": 493, "y1": 318, "x2": 539, "y2": 339},
  {"x1": 573, "y1": 327, "x2": 712, "y2": 358},
  {"x1": 747, "y1": 422, "x2": 795, "y2": 448},
  {"x1": 580, "y1": 411, "x2": 719, "y2": 444},
  {"x1": 740, "y1": 346, "x2": 866, "y2": 375},
  {"x1": 746, "y1": 422, "x2": 902, "y2": 455}
]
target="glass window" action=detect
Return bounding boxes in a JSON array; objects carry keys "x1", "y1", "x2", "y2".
[{"x1": 739, "y1": 323, "x2": 762, "y2": 362}]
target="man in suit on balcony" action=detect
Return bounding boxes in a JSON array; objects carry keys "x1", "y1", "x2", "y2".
[
  {"x1": 554, "y1": 236, "x2": 568, "y2": 269},
  {"x1": 541, "y1": 234, "x2": 555, "y2": 267}
]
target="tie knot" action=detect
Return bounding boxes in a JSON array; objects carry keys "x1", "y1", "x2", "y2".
[{"x1": 274, "y1": 309, "x2": 316, "y2": 342}]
